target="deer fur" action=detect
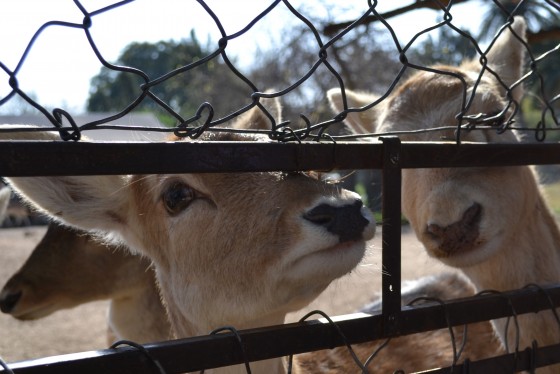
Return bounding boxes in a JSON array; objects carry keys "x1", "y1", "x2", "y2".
[
  {"x1": 328, "y1": 16, "x2": 560, "y2": 373},
  {"x1": 0, "y1": 222, "x2": 172, "y2": 344},
  {"x1": 295, "y1": 272, "x2": 502, "y2": 372},
  {"x1": 1, "y1": 101, "x2": 376, "y2": 374}
]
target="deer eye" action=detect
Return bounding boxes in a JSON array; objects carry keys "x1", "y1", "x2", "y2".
[{"x1": 162, "y1": 182, "x2": 196, "y2": 215}]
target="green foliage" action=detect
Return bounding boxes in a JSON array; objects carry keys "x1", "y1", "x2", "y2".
[
  {"x1": 87, "y1": 32, "x2": 250, "y2": 124},
  {"x1": 410, "y1": 26, "x2": 478, "y2": 67}
]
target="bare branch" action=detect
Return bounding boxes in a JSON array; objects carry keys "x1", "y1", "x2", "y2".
[
  {"x1": 323, "y1": 0, "x2": 471, "y2": 36},
  {"x1": 528, "y1": 27, "x2": 560, "y2": 43}
]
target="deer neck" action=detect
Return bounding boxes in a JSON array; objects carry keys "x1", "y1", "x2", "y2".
[
  {"x1": 109, "y1": 276, "x2": 172, "y2": 343},
  {"x1": 171, "y1": 305, "x2": 289, "y2": 374},
  {"x1": 462, "y1": 186, "x2": 560, "y2": 354},
  {"x1": 155, "y1": 273, "x2": 289, "y2": 374}
]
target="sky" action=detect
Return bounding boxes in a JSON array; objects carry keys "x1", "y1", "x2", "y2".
[{"x1": 0, "y1": 0, "x2": 483, "y2": 114}]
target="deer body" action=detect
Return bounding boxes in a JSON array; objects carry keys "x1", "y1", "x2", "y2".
[
  {"x1": 295, "y1": 272, "x2": 502, "y2": 373},
  {"x1": 329, "y1": 17, "x2": 560, "y2": 372},
  {"x1": 1, "y1": 103, "x2": 376, "y2": 373}
]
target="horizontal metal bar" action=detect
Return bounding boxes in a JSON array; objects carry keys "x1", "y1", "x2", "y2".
[
  {"x1": 399, "y1": 141, "x2": 560, "y2": 168},
  {"x1": 5, "y1": 284, "x2": 560, "y2": 373},
  {"x1": 2, "y1": 141, "x2": 560, "y2": 176},
  {"x1": 417, "y1": 343, "x2": 560, "y2": 374},
  {"x1": 0, "y1": 141, "x2": 382, "y2": 176}
]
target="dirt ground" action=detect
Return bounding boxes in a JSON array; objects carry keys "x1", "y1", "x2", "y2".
[{"x1": 0, "y1": 225, "x2": 453, "y2": 364}]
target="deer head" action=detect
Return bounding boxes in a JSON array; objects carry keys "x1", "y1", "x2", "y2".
[
  {"x1": 2, "y1": 100, "x2": 376, "y2": 339},
  {"x1": 0, "y1": 223, "x2": 153, "y2": 319},
  {"x1": 328, "y1": 17, "x2": 529, "y2": 269}
]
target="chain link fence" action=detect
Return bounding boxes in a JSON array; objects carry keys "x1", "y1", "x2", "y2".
[{"x1": 1, "y1": 0, "x2": 560, "y2": 373}]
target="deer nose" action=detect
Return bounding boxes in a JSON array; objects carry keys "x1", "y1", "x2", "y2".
[
  {"x1": 0, "y1": 290, "x2": 22, "y2": 313},
  {"x1": 426, "y1": 202, "x2": 482, "y2": 254},
  {"x1": 303, "y1": 199, "x2": 371, "y2": 242}
]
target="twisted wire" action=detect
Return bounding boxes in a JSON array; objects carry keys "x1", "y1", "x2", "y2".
[
  {"x1": 109, "y1": 340, "x2": 167, "y2": 374},
  {"x1": 0, "y1": 0, "x2": 556, "y2": 142}
]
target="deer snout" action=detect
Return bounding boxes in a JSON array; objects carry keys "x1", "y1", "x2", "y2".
[
  {"x1": 303, "y1": 199, "x2": 374, "y2": 242},
  {"x1": 425, "y1": 202, "x2": 482, "y2": 256},
  {"x1": 0, "y1": 289, "x2": 23, "y2": 314}
]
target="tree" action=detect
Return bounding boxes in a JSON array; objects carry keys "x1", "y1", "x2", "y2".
[
  {"x1": 248, "y1": 22, "x2": 401, "y2": 129},
  {"x1": 409, "y1": 26, "x2": 478, "y2": 67},
  {"x1": 87, "y1": 32, "x2": 250, "y2": 124},
  {"x1": 477, "y1": 1, "x2": 560, "y2": 140},
  {"x1": 477, "y1": 0, "x2": 560, "y2": 41}
]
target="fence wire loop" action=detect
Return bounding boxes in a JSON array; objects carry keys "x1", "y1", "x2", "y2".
[
  {"x1": 287, "y1": 309, "x2": 368, "y2": 374},
  {"x1": 363, "y1": 337, "x2": 391, "y2": 371},
  {"x1": 200, "y1": 326, "x2": 252, "y2": 374},
  {"x1": 475, "y1": 289, "x2": 521, "y2": 373},
  {"x1": 53, "y1": 108, "x2": 81, "y2": 141},
  {"x1": 406, "y1": 296, "x2": 463, "y2": 371},
  {"x1": 277, "y1": 127, "x2": 301, "y2": 143},
  {"x1": 523, "y1": 283, "x2": 560, "y2": 333},
  {"x1": 174, "y1": 102, "x2": 215, "y2": 139},
  {"x1": 528, "y1": 340, "x2": 538, "y2": 374},
  {"x1": 109, "y1": 340, "x2": 167, "y2": 374}
]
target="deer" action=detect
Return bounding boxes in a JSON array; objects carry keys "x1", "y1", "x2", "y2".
[
  {"x1": 0, "y1": 100, "x2": 377, "y2": 373},
  {"x1": 328, "y1": 16, "x2": 560, "y2": 373},
  {"x1": 0, "y1": 222, "x2": 172, "y2": 344}
]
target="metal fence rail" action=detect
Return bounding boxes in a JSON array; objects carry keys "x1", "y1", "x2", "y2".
[
  {"x1": 4, "y1": 284, "x2": 560, "y2": 373},
  {"x1": 1, "y1": 0, "x2": 560, "y2": 372}
]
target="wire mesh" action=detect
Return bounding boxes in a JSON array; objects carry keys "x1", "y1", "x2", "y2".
[
  {"x1": 0, "y1": 0, "x2": 558, "y2": 142},
  {"x1": 1, "y1": 1, "x2": 560, "y2": 373}
]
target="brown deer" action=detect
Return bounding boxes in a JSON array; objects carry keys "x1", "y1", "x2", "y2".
[
  {"x1": 0, "y1": 222, "x2": 172, "y2": 344},
  {"x1": 328, "y1": 16, "x2": 560, "y2": 373},
  {"x1": 1, "y1": 100, "x2": 376, "y2": 373}
]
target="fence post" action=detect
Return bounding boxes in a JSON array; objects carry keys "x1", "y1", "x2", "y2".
[{"x1": 380, "y1": 136, "x2": 402, "y2": 336}]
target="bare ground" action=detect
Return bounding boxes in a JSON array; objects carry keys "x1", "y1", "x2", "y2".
[{"x1": 0, "y1": 225, "x2": 453, "y2": 364}]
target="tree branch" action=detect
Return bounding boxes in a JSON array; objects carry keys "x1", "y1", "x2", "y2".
[
  {"x1": 528, "y1": 27, "x2": 560, "y2": 44},
  {"x1": 322, "y1": 0, "x2": 471, "y2": 36}
]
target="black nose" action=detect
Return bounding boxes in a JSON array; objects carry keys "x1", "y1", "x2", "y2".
[
  {"x1": 303, "y1": 199, "x2": 369, "y2": 242},
  {"x1": 0, "y1": 290, "x2": 22, "y2": 313}
]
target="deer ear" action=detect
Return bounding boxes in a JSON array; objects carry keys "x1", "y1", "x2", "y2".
[
  {"x1": 7, "y1": 174, "x2": 130, "y2": 234},
  {"x1": 1, "y1": 126, "x2": 130, "y2": 234},
  {"x1": 485, "y1": 16, "x2": 527, "y2": 102},
  {"x1": 231, "y1": 95, "x2": 282, "y2": 130},
  {"x1": 327, "y1": 88, "x2": 379, "y2": 135}
]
